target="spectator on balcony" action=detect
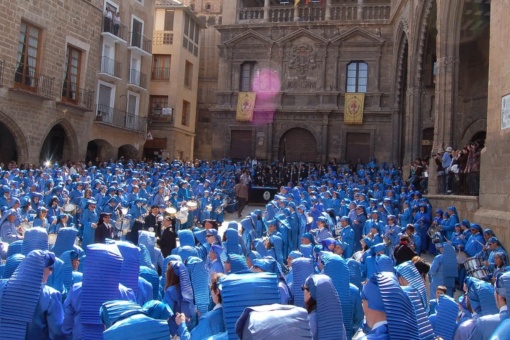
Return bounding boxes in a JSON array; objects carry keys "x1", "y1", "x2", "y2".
[
  {"x1": 465, "y1": 141, "x2": 481, "y2": 196},
  {"x1": 434, "y1": 149, "x2": 446, "y2": 194},
  {"x1": 104, "y1": 9, "x2": 113, "y2": 33},
  {"x1": 113, "y1": 11, "x2": 121, "y2": 36}
]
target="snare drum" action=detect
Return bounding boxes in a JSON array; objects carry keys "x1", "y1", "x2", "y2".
[
  {"x1": 63, "y1": 203, "x2": 77, "y2": 214},
  {"x1": 186, "y1": 201, "x2": 198, "y2": 211},
  {"x1": 457, "y1": 251, "x2": 469, "y2": 265},
  {"x1": 469, "y1": 267, "x2": 489, "y2": 279},
  {"x1": 464, "y1": 257, "x2": 482, "y2": 273},
  {"x1": 48, "y1": 233, "x2": 58, "y2": 246}
]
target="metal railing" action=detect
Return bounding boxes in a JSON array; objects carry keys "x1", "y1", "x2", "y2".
[
  {"x1": 151, "y1": 67, "x2": 170, "y2": 80},
  {"x1": 100, "y1": 56, "x2": 122, "y2": 78},
  {"x1": 128, "y1": 69, "x2": 147, "y2": 88},
  {"x1": 129, "y1": 32, "x2": 152, "y2": 55},
  {"x1": 101, "y1": 16, "x2": 128, "y2": 41},
  {"x1": 13, "y1": 63, "x2": 55, "y2": 98},
  {"x1": 96, "y1": 104, "x2": 147, "y2": 134},
  {"x1": 61, "y1": 85, "x2": 94, "y2": 109}
]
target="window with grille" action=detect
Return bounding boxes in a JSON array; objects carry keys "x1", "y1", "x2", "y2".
[
  {"x1": 15, "y1": 21, "x2": 41, "y2": 90},
  {"x1": 62, "y1": 46, "x2": 82, "y2": 103},
  {"x1": 149, "y1": 95, "x2": 168, "y2": 116},
  {"x1": 152, "y1": 55, "x2": 170, "y2": 80}
]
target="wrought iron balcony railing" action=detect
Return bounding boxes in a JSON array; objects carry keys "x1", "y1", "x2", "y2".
[
  {"x1": 13, "y1": 63, "x2": 55, "y2": 98},
  {"x1": 100, "y1": 56, "x2": 122, "y2": 78},
  {"x1": 96, "y1": 104, "x2": 147, "y2": 134},
  {"x1": 129, "y1": 32, "x2": 152, "y2": 55},
  {"x1": 128, "y1": 69, "x2": 148, "y2": 88},
  {"x1": 61, "y1": 85, "x2": 94, "y2": 110}
]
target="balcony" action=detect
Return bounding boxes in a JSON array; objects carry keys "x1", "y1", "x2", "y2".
[
  {"x1": 128, "y1": 69, "x2": 148, "y2": 89},
  {"x1": 129, "y1": 32, "x2": 152, "y2": 56},
  {"x1": 96, "y1": 104, "x2": 147, "y2": 134},
  {"x1": 100, "y1": 56, "x2": 122, "y2": 79},
  {"x1": 153, "y1": 32, "x2": 174, "y2": 45},
  {"x1": 149, "y1": 108, "x2": 174, "y2": 124},
  {"x1": 238, "y1": 2, "x2": 391, "y2": 23},
  {"x1": 151, "y1": 67, "x2": 170, "y2": 81},
  {"x1": 101, "y1": 16, "x2": 128, "y2": 43},
  {"x1": 60, "y1": 85, "x2": 94, "y2": 110},
  {"x1": 12, "y1": 63, "x2": 55, "y2": 99}
]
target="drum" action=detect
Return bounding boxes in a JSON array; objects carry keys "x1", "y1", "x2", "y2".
[
  {"x1": 464, "y1": 257, "x2": 482, "y2": 273},
  {"x1": 175, "y1": 210, "x2": 188, "y2": 224},
  {"x1": 166, "y1": 207, "x2": 177, "y2": 215},
  {"x1": 456, "y1": 251, "x2": 469, "y2": 265},
  {"x1": 186, "y1": 201, "x2": 198, "y2": 211},
  {"x1": 206, "y1": 204, "x2": 213, "y2": 212},
  {"x1": 306, "y1": 215, "x2": 314, "y2": 224},
  {"x1": 48, "y1": 233, "x2": 58, "y2": 246},
  {"x1": 120, "y1": 207, "x2": 128, "y2": 216},
  {"x1": 352, "y1": 250, "x2": 364, "y2": 262},
  {"x1": 469, "y1": 267, "x2": 489, "y2": 279},
  {"x1": 20, "y1": 221, "x2": 31, "y2": 232},
  {"x1": 63, "y1": 203, "x2": 77, "y2": 214}
]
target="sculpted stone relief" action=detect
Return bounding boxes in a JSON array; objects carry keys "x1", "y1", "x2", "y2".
[{"x1": 287, "y1": 42, "x2": 319, "y2": 90}]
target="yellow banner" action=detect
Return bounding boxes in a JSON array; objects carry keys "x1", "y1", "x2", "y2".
[
  {"x1": 344, "y1": 93, "x2": 365, "y2": 125},
  {"x1": 236, "y1": 92, "x2": 256, "y2": 122}
]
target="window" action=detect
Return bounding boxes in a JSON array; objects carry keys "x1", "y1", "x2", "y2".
[
  {"x1": 240, "y1": 62, "x2": 259, "y2": 92},
  {"x1": 346, "y1": 61, "x2": 368, "y2": 93},
  {"x1": 205, "y1": 3, "x2": 211, "y2": 10},
  {"x1": 126, "y1": 92, "x2": 139, "y2": 129},
  {"x1": 152, "y1": 55, "x2": 170, "y2": 80},
  {"x1": 131, "y1": 18, "x2": 143, "y2": 48},
  {"x1": 194, "y1": 23, "x2": 200, "y2": 44},
  {"x1": 182, "y1": 100, "x2": 190, "y2": 126},
  {"x1": 184, "y1": 15, "x2": 189, "y2": 36},
  {"x1": 15, "y1": 21, "x2": 41, "y2": 90},
  {"x1": 164, "y1": 10, "x2": 174, "y2": 31},
  {"x1": 149, "y1": 95, "x2": 168, "y2": 115},
  {"x1": 97, "y1": 82, "x2": 115, "y2": 117},
  {"x1": 62, "y1": 46, "x2": 82, "y2": 103},
  {"x1": 184, "y1": 61, "x2": 193, "y2": 88}
]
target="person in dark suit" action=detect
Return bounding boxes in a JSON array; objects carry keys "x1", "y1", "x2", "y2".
[
  {"x1": 157, "y1": 216, "x2": 177, "y2": 258},
  {"x1": 144, "y1": 205, "x2": 160, "y2": 233},
  {"x1": 94, "y1": 212, "x2": 113, "y2": 244}
]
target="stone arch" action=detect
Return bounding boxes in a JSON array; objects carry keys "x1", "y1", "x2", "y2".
[
  {"x1": 117, "y1": 144, "x2": 139, "y2": 160},
  {"x1": 393, "y1": 26, "x2": 409, "y2": 109},
  {"x1": 39, "y1": 119, "x2": 79, "y2": 163},
  {"x1": 462, "y1": 118, "x2": 486, "y2": 146},
  {"x1": 412, "y1": 0, "x2": 436, "y2": 85},
  {"x1": 86, "y1": 139, "x2": 113, "y2": 163},
  {"x1": 275, "y1": 125, "x2": 320, "y2": 163},
  {"x1": 0, "y1": 110, "x2": 29, "y2": 164}
]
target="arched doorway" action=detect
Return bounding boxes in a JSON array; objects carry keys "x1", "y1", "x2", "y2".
[
  {"x1": 279, "y1": 128, "x2": 318, "y2": 163},
  {"x1": 86, "y1": 139, "x2": 113, "y2": 163},
  {"x1": 0, "y1": 122, "x2": 18, "y2": 166},
  {"x1": 470, "y1": 131, "x2": 486, "y2": 148},
  {"x1": 117, "y1": 144, "x2": 139, "y2": 160},
  {"x1": 40, "y1": 124, "x2": 72, "y2": 163}
]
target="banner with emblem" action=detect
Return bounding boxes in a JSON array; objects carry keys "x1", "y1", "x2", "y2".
[
  {"x1": 344, "y1": 93, "x2": 365, "y2": 125},
  {"x1": 236, "y1": 92, "x2": 256, "y2": 122}
]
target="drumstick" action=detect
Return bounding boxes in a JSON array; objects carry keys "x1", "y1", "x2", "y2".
[{"x1": 475, "y1": 240, "x2": 485, "y2": 247}]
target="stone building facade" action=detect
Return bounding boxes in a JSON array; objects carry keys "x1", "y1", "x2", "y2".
[
  {"x1": 196, "y1": 0, "x2": 489, "y2": 171},
  {"x1": 0, "y1": 0, "x2": 155, "y2": 165}
]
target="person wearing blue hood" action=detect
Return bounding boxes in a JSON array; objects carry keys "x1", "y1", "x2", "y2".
[
  {"x1": 337, "y1": 216, "x2": 355, "y2": 258},
  {"x1": 464, "y1": 223, "x2": 485, "y2": 257},
  {"x1": 303, "y1": 273, "x2": 347, "y2": 340},
  {"x1": 360, "y1": 271, "x2": 421, "y2": 339},
  {"x1": 207, "y1": 243, "x2": 225, "y2": 277},
  {"x1": 0, "y1": 208, "x2": 24, "y2": 243},
  {"x1": 310, "y1": 216, "x2": 332, "y2": 244},
  {"x1": 175, "y1": 273, "x2": 226, "y2": 340},
  {"x1": 467, "y1": 272, "x2": 510, "y2": 340},
  {"x1": 0, "y1": 250, "x2": 65, "y2": 340}
]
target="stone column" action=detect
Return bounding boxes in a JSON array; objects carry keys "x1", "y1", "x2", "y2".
[
  {"x1": 325, "y1": 0, "x2": 331, "y2": 20},
  {"x1": 264, "y1": 0, "x2": 270, "y2": 23},
  {"x1": 294, "y1": 4, "x2": 299, "y2": 22},
  {"x1": 357, "y1": 0, "x2": 363, "y2": 21}
]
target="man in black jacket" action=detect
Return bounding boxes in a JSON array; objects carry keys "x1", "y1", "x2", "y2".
[{"x1": 157, "y1": 216, "x2": 177, "y2": 258}]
